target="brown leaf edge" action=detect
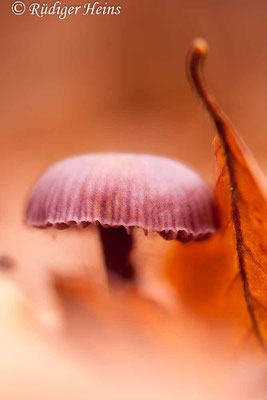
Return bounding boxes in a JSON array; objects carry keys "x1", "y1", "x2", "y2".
[{"x1": 188, "y1": 38, "x2": 266, "y2": 350}]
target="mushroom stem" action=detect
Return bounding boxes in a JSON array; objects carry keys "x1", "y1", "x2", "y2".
[{"x1": 99, "y1": 226, "x2": 136, "y2": 282}]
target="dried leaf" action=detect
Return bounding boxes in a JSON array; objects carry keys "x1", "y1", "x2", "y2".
[{"x1": 166, "y1": 39, "x2": 267, "y2": 350}]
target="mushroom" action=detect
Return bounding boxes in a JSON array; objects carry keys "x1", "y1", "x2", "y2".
[{"x1": 26, "y1": 153, "x2": 216, "y2": 282}]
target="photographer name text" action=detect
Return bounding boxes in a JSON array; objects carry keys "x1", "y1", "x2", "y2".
[{"x1": 11, "y1": 1, "x2": 122, "y2": 18}]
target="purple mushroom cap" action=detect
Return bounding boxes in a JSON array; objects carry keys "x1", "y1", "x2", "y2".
[{"x1": 27, "y1": 153, "x2": 215, "y2": 241}]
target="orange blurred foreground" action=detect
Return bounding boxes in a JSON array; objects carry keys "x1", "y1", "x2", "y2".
[{"x1": 0, "y1": 278, "x2": 266, "y2": 400}]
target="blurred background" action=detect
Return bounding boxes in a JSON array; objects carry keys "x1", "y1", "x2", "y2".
[
  {"x1": 2, "y1": 0, "x2": 267, "y2": 234},
  {"x1": 0, "y1": 1, "x2": 267, "y2": 398}
]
